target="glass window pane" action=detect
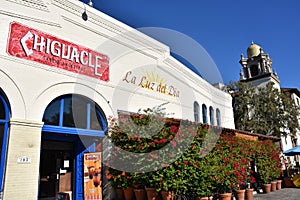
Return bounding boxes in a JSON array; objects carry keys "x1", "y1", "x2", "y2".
[
  {"x1": 90, "y1": 106, "x2": 103, "y2": 131},
  {"x1": 202, "y1": 104, "x2": 207, "y2": 124},
  {"x1": 43, "y1": 99, "x2": 60, "y2": 126},
  {"x1": 63, "y1": 96, "x2": 87, "y2": 129},
  {"x1": 209, "y1": 107, "x2": 214, "y2": 125},
  {"x1": 0, "y1": 99, "x2": 5, "y2": 119}
]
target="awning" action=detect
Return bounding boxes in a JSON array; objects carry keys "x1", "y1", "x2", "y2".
[{"x1": 284, "y1": 145, "x2": 300, "y2": 156}]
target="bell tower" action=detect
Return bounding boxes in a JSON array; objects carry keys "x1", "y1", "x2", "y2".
[{"x1": 239, "y1": 42, "x2": 280, "y2": 88}]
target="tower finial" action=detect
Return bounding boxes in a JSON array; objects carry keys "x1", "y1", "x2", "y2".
[{"x1": 251, "y1": 40, "x2": 254, "y2": 45}]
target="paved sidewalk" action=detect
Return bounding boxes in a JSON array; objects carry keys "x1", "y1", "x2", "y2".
[{"x1": 253, "y1": 188, "x2": 300, "y2": 200}]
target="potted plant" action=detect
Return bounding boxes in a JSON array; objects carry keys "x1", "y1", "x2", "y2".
[{"x1": 255, "y1": 140, "x2": 282, "y2": 193}]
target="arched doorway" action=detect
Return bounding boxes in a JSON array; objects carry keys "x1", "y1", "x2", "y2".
[
  {"x1": 39, "y1": 94, "x2": 106, "y2": 200},
  {"x1": 0, "y1": 90, "x2": 10, "y2": 193}
]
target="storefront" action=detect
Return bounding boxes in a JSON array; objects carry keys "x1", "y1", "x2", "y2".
[{"x1": 0, "y1": 0, "x2": 235, "y2": 199}]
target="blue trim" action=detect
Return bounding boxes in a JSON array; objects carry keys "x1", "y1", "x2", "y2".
[
  {"x1": 0, "y1": 94, "x2": 10, "y2": 191},
  {"x1": 59, "y1": 99, "x2": 64, "y2": 126},
  {"x1": 42, "y1": 95, "x2": 107, "y2": 200},
  {"x1": 97, "y1": 109, "x2": 107, "y2": 132},
  {"x1": 42, "y1": 125, "x2": 105, "y2": 137},
  {"x1": 87, "y1": 103, "x2": 91, "y2": 129}
]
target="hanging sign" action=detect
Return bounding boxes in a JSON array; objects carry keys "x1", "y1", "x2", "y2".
[
  {"x1": 83, "y1": 152, "x2": 102, "y2": 200},
  {"x1": 7, "y1": 22, "x2": 109, "y2": 81}
]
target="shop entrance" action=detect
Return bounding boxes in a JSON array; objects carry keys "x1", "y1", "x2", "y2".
[{"x1": 39, "y1": 140, "x2": 74, "y2": 200}]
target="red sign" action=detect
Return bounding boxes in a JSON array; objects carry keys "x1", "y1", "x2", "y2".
[{"x1": 7, "y1": 22, "x2": 109, "y2": 81}]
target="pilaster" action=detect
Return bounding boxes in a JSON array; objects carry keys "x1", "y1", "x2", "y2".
[{"x1": 3, "y1": 119, "x2": 43, "y2": 200}]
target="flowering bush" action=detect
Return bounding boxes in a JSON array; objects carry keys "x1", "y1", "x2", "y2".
[
  {"x1": 106, "y1": 107, "x2": 282, "y2": 197},
  {"x1": 255, "y1": 140, "x2": 282, "y2": 184}
]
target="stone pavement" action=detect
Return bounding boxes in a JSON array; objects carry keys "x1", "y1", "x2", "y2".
[{"x1": 253, "y1": 188, "x2": 300, "y2": 200}]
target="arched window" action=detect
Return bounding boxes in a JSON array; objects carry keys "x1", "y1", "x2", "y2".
[
  {"x1": 42, "y1": 94, "x2": 107, "y2": 136},
  {"x1": 209, "y1": 106, "x2": 214, "y2": 125},
  {"x1": 0, "y1": 90, "x2": 10, "y2": 191},
  {"x1": 216, "y1": 108, "x2": 221, "y2": 126},
  {"x1": 202, "y1": 104, "x2": 207, "y2": 124},
  {"x1": 194, "y1": 101, "x2": 199, "y2": 122}
]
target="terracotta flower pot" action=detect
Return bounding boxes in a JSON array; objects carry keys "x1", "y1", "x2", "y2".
[
  {"x1": 218, "y1": 193, "x2": 232, "y2": 200},
  {"x1": 234, "y1": 189, "x2": 245, "y2": 200},
  {"x1": 116, "y1": 188, "x2": 124, "y2": 200},
  {"x1": 195, "y1": 197, "x2": 208, "y2": 200},
  {"x1": 161, "y1": 191, "x2": 175, "y2": 200},
  {"x1": 245, "y1": 188, "x2": 254, "y2": 200},
  {"x1": 271, "y1": 181, "x2": 277, "y2": 192},
  {"x1": 262, "y1": 183, "x2": 271, "y2": 193},
  {"x1": 145, "y1": 188, "x2": 160, "y2": 200},
  {"x1": 123, "y1": 187, "x2": 135, "y2": 200},
  {"x1": 276, "y1": 180, "x2": 282, "y2": 190},
  {"x1": 134, "y1": 189, "x2": 147, "y2": 200}
]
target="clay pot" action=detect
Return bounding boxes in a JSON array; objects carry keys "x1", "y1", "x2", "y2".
[
  {"x1": 271, "y1": 181, "x2": 277, "y2": 192},
  {"x1": 145, "y1": 188, "x2": 160, "y2": 200},
  {"x1": 116, "y1": 188, "x2": 124, "y2": 200},
  {"x1": 195, "y1": 197, "x2": 209, "y2": 200},
  {"x1": 262, "y1": 183, "x2": 271, "y2": 193},
  {"x1": 245, "y1": 188, "x2": 254, "y2": 200},
  {"x1": 276, "y1": 180, "x2": 282, "y2": 190},
  {"x1": 161, "y1": 191, "x2": 175, "y2": 200},
  {"x1": 134, "y1": 189, "x2": 147, "y2": 200},
  {"x1": 234, "y1": 189, "x2": 245, "y2": 200},
  {"x1": 218, "y1": 193, "x2": 232, "y2": 200},
  {"x1": 123, "y1": 187, "x2": 135, "y2": 200}
]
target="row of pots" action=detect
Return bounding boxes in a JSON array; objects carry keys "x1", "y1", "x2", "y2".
[
  {"x1": 116, "y1": 187, "x2": 212, "y2": 200},
  {"x1": 116, "y1": 180, "x2": 282, "y2": 200},
  {"x1": 262, "y1": 179, "x2": 282, "y2": 193},
  {"x1": 116, "y1": 187, "x2": 172, "y2": 200}
]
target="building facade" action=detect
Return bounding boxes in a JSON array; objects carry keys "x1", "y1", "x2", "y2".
[{"x1": 0, "y1": 0, "x2": 235, "y2": 199}]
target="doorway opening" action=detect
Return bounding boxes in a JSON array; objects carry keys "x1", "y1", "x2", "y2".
[{"x1": 38, "y1": 140, "x2": 74, "y2": 200}]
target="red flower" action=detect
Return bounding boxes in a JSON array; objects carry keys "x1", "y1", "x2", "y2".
[{"x1": 171, "y1": 141, "x2": 177, "y2": 147}]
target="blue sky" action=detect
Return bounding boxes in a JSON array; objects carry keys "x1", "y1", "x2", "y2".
[{"x1": 83, "y1": 0, "x2": 300, "y2": 89}]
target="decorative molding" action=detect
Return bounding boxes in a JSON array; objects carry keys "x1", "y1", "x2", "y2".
[
  {"x1": 52, "y1": 0, "x2": 168, "y2": 57},
  {"x1": 10, "y1": 118, "x2": 44, "y2": 128},
  {"x1": 0, "y1": 9, "x2": 61, "y2": 27},
  {"x1": 5, "y1": 0, "x2": 49, "y2": 12},
  {"x1": 163, "y1": 57, "x2": 232, "y2": 103},
  {"x1": 61, "y1": 15, "x2": 159, "y2": 60}
]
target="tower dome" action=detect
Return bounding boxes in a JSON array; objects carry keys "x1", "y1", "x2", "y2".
[{"x1": 247, "y1": 41, "x2": 262, "y2": 58}]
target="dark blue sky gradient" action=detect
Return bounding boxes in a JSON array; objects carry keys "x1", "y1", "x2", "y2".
[{"x1": 82, "y1": 0, "x2": 300, "y2": 88}]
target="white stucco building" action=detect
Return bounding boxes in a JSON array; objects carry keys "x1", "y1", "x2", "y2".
[{"x1": 0, "y1": 0, "x2": 235, "y2": 199}]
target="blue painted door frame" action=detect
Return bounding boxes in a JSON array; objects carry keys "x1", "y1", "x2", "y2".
[{"x1": 0, "y1": 94, "x2": 10, "y2": 192}]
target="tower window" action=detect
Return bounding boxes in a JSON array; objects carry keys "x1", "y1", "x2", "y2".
[{"x1": 250, "y1": 65, "x2": 259, "y2": 77}]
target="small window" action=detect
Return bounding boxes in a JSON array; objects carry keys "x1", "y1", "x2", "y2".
[
  {"x1": 194, "y1": 101, "x2": 200, "y2": 123},
  {"x1": 216, "y1": 108, "x2": 221, "y2": 126},
  {"x1": 202, "y1": 104, "x2": 207, "y2": 124},
  {"x1": 209, "y1": 106, "x2": 214, "y2": 125}
]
